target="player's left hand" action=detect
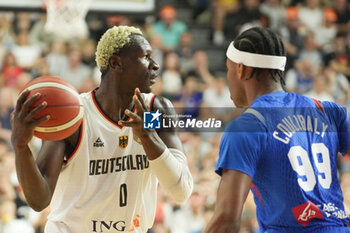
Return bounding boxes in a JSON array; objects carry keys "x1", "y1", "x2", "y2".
[{"x1": 119, "y1": 88, "x2": 155, "y2": 139}]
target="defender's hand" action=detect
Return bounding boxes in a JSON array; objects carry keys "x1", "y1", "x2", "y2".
[
  {"x1": 119, "y1": 88, "x2": 155, "y2": 139},
  {"x1": 11, "y1": 90, "x2": 50, "y2": 148}
]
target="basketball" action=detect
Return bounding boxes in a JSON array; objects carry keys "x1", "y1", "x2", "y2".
[{"x1": 20, "y1": 76, "x2": 83, "y2": 141}]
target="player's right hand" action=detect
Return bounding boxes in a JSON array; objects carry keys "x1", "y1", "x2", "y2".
[{"x1": 11, "y1": 90, "x2": 50, "y2": 149}]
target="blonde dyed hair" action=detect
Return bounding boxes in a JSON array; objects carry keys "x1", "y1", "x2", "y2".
[{"x1": 95, "y1": 26, "x2": 143, "y2": 71}]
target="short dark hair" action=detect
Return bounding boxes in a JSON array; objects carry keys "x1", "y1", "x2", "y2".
[{"x1": 233, "y1": 27, "x2": 286, "y2": 87}]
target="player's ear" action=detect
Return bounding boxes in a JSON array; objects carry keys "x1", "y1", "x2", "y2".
[
  {"x1": 237, "y1": 63, "x2": 244, "y2": 80},
  {"x1": 239, "y1": 64, "x2": 253, "y2": 81},
  {"x1": 108, "y1": 55, "x2": 123, "y2": 73}
]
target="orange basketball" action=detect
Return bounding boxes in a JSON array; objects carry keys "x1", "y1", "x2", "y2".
[{"x1": 20, "y1": 76, "x2": 83, "y2": 141}]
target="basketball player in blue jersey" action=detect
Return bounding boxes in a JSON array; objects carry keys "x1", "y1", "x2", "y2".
[
  {"x1": 204, "y1": 27, "x2": 350, "y2": 233},
  {"x1": 11, "y1": 26, "x2": 193, "y2": 233}
]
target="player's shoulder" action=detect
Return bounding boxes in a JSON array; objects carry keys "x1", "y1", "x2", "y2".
[
  {"x1": 221, "y1": 111, "x2": 268, "y2": 153},
  {"x1": 144, "y1": 94, "x2": 174, "y2": 111},
  {"x1": 319, "y1": 100, "x2": 348, "y2": 124},
  {"x1": 79, "y1": 90, "x2": 91, "y2": 98},
  {"x1": 141, "y1": 93, "x2": 176, "y2": 120},
  {"x1": 79, "y1": 90, "x2": 92, "y2": 103},
  {"x1": 317, "y1": 99, "x2": 344, "y2": 110},
  {"x1": 225, "y1": 110, "x2": 267, "y2": 133}
]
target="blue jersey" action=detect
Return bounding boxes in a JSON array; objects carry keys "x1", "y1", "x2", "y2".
[{"x1": 216, "y1": 91, "x2": 350, "y2": 233}]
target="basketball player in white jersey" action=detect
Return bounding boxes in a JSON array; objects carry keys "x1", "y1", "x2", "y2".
[{"x1": 11, "y1": 26, "x2": 193, "y2": 233}]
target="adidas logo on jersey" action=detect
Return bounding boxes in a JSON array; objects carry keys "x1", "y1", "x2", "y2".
[{"x1": 93, "y1": 137, "x2": 104, "y2": 147}]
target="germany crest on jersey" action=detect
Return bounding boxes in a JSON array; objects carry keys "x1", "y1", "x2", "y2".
[{"x1": 119, "y1": 135, "x2": 128, "y2": 148}]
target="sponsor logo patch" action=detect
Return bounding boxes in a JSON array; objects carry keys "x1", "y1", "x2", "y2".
[{"x1": 292, "y1": 201, "x2": 323, "y2": 226}]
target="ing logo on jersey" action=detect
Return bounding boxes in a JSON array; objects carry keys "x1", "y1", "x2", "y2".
[
  {"x1": 119, "y1": 136, "x2": 129, "y2": 148},
  {"x1": 143, "y1": 110, "x2": 161, "y2": 129}
]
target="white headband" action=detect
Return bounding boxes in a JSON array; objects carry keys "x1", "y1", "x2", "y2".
[{"x1": 226, "y1": 42, "x2": 286, "y2": 71}]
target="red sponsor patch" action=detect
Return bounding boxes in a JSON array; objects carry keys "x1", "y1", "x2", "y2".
[{"x1": 292, "y1": 201, "x2": 323, "y2": 226}]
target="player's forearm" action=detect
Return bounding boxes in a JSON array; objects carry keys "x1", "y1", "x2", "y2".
[
  {"x1": 139, "y1": 130, "x2": 166, "y2": 160},
  {"x1": 140, "y1": 132, "x2": 193, "y2": 204},
  {"x1": 205, "y1": 222, "x2": 240, "y2": 233},
  {"x1": 204, "y1": 212, "x2": 240, "y2": 233},
  {"x1": 14, "y1": 145, "x2": 52, "y2": 211}
]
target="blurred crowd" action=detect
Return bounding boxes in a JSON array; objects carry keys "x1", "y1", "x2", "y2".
[{"x1": 0, "y1": 0, "x2": 350, "y2": 232}]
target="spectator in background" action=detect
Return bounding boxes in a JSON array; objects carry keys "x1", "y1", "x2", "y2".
[
  {"x1": 0, "y1": 174, "x2": 15, "y2": 202},
  {"x1": 80, "y1": 39, "x2": 97, "y2": 68},
  {"x1": 0, "y1": 35, "x2": 8, "y2": 67},
  {"x1": 31, "y1": 56, "x2": 51, "y2": 78},
  {"x1": 161, "y1": 52, "x2": 183, "y2": 99},
  {"x1": 0, "y1": 200, "x2": 34, "y2": 233},
  {"x1": 329, "y1": 33, "x2": 350, "y2": 79},
  {"x1": 324, "y1": 66, "x2": 349, "y2": 102},
  {"x1": 191, "y1": 50, "x2": 214, "y2": 82},
  {"x1": 224, "y1": 0, "x2": 262, "y2": 40},
  {"x1": 12, "y1": 12, "x2": 33, "y2": 34},
  {"x1": 304, "y1": 73, "x2": 334, "y2": 101},
  {"x1": 0, "y1": 87, "x2": 15, "y2": 142},
  {"x1": 0, "y1": 52, "x2": 23, "y2": 88},
  {"x1": 314, "y1": 8, "x2": 338, "y2": 56},
  {"x1": 11, "y1": 30, "x2": 41, "y2": 70},
  {"x1": 285, "y1": 58, "x2": 315, "y2": 94},
  {"x1": 239, "y1": 13, "x2": 270, "y2": 35},
  {"x1": 182, "y1": 133, "x2": 213, "y2": 173},
  {"x1": 333, "y1": 0, "x2": 350, "y2": 34},
  {"x1": 298, "y1": 32, "x2": 323, "y2": 69},
  {"x1": 0, "y1": 13, "x2": 16, "y2": 49},
  {"x1": 212, "y1": 0, "x2": 239, "y2": 46},
  {"x1": 298, "y1": 0, "x2": 323, "y2": 34},
  {"x1": 86, "y1": 15, "x2": 107, "y2": 43},
  {"x1": 151, "y1": 5, "x2": 187, "y2": 51},
  {"x1": 176, "y1": 32, "x2": 196, "y2": 77},
  {"x1": 29, "y1": 14, "x2": 54, "y2": 52},
  {"x1": 105, "y1": 15, "x2": 131, "y2": 28},
  {"x1": 195, "y1": 51, "x2": 235, "y2": 122},
  {"x1": 191, "y1": 0, "x2": 211, "y2": 24},
  {"x1": 202, "y1": 77, "x2": 234, "y2": 107},
  {"x1": 175, "y1": 76, "x2": 203, "y2": 119},
  {"x1": 340, "y1": 87, "x2": 350, "y2": 116},
  {"x1": 0, "y1": 138, "x2": 10, "y2": 158},
  {"x1": 15, "y1": 72, "x2": 32, "y2": 94},
  {"x1": 259, "y1": 0, "x2": 285, "y2": 32},
  {"x1": 279, "y1": 6, "x2": 305, "y2": 70},
  {"x1": 59, "y1": 47, "x2": 92, "y2": 92},
  {"x1": 169, "y1": 191, "x2": 206, "y2": 233},
  {"x1": 45, "y1": 39, "x2": 68, "y2": 77}
]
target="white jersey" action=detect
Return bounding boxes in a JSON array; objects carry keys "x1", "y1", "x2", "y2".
[{"x1": 46, "y1": 90, "x2": 158, "y2": 233}]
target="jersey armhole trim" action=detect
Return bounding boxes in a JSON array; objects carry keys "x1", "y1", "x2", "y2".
[
  {"x1": 251, "y1": 183, "x2": 264, "y2": 205},
  {"x1": 150, "y1": 94, "x2": 156, "y2": 111},
  {"x1": 245, "y1": 108, "x2": 267, "y2": 127},
  {"x1": 65, "y1": 120, "x2": 84, "y2": 163},
  {"x1": 312, "y1": 98, "x2": 325, "y2": 113},
  {"x1": 243, "y1": 108, "x2": 268, "y2": 163}
]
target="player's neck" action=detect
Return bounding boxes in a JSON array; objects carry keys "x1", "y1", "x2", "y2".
[
  {"x1": 94, "y1": 84, "x2": 134, "y2": 123},
  {"x1": 246, "y1": 81, "x2": 283, "y2": 106}
]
